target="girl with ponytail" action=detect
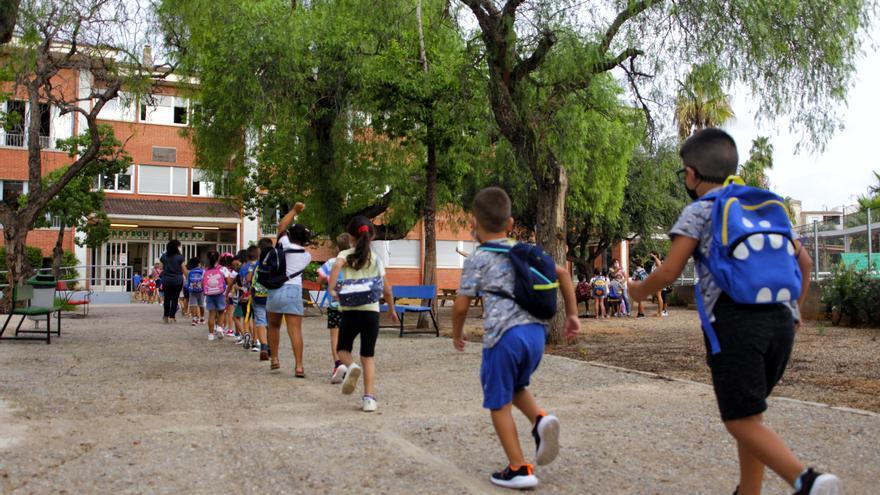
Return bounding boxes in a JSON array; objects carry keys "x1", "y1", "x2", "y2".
[{"x1": 328, "y1": 216, "x2": 398, "y2": 412}]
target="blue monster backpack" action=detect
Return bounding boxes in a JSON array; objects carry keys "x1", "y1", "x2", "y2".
[
  {"x1": 478, "y1": 242, "x2": 559, "y2": 320},
  {"x1": 696, "y1": 177, "x2": 802, "y2": 354}
]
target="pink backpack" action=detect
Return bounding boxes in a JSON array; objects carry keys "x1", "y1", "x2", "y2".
[{"x1": 203, "y1": 266, "x2": 227, "y2": 296}]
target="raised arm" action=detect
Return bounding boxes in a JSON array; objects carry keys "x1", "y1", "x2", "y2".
[
  {"x1": 630, "y1": 237, "x2": 697, "y2": 301},
  {"x1": 277, "y1": 202, "x2": 305, "y2": 237}
]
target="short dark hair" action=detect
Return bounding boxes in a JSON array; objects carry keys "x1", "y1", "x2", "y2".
[
  {"x1": 472, "y1": 187, "x2": 511, "y2": 233},
  {"x1": 679, "y1": 128, "x2": 739, "y2": 184},
  {"x1": 287, "y1": 224, "x2": 311, "y2": 246},
  {"x1": 336, "y1": 233, "x2": 352, "y2": 251},
  {"x1": 186, "y1": 257, "x2": 200, "y2": 270},
  {"x1": 246, "y1": 245, "x2": 259, "y2": 260}
]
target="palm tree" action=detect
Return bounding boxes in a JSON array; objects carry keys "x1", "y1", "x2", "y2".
[
  {"x1": 675, "y1": 63, "x2": 736, "y2": 139},
  {"x1": 740, "y1": 136, "x2": 774, "y2": 189}
]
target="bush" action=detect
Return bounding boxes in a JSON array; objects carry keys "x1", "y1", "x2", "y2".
[
  {"x1": 59, "y1": 251, "x2": 80, "y2": 281},
  {"x1": 0, "y1": 246, "x2": 46, "y2": 278},
  {"x1": 821, "y1": 265, "x2": 880, "y2": 327},
  {"x1": 303, "y1": 261, "x2": 321, "y2": 283}
]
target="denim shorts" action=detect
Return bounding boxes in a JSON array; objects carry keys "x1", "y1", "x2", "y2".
[
  {"x1": 480, "y1": 323, "x2": 545, "y2": 410},
  {"x1": 205, "y1": 294, "x2": 226, "y2": 312},
  {"x1": 252, "y1": 304, "x2": 267, "y2": 326},
  {"x1": 189, "y1": 292, "x2": 206, "y2": 307},
  {"x1": 266, "y1": 284, "x2": 303, "y2": 316}
]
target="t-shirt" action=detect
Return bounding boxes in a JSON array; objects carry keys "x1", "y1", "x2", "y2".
[
  {"x1": 279, "y1": 235, "x2": 311, "y2": 286},
  {"x1": 669, "y1": 194, "x2": 800, "y2": 323},
  {"x1": 160, "y1": 253, "x2": 185, "y2": 285},
  {"x1": 337, "y1": 248, "x2": 385, "y2": 312},
  {"x1": 132, "y1": 274, "x2": 142, "y2": 288},
  {"x1": 239, "y1": 261, "x2": 256, "y2": 297},
  {"x1": 457, "y1": 238, "x2": 546, "y2": 349},
  {"x1": 319, "y1": 258, "x2": 344, "y2": 309}
]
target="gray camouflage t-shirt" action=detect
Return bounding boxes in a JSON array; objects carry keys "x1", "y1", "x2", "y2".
[
  {"x1": 458, "y1": 239, "x2": 547, "y2": 348},
  {"x1": 670, "y1": 197, "x2": 800, "y2": 322}
]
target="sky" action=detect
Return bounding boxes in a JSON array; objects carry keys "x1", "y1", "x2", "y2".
[{"x1": 723, "y1": 30, "x2": 880, "y2": 212}]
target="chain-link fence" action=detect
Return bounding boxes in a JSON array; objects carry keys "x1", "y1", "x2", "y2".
[{"x1": 795, "y1": 206, "x2": 879, "y2": 280}]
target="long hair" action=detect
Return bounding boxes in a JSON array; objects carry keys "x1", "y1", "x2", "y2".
[
  {"x1": 207, "y1": 250, "x2": 220, "y2": 269},
  {"x1": 346, "y1": 216, "x2": 375, "y2": 271},
  {"x1": 166, "y1": 239, "x2": 181, "y2": 257}
]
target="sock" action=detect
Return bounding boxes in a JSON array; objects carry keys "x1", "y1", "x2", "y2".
[{"x1": 793, "y1": 468, "x2": 809, "y2": 490}]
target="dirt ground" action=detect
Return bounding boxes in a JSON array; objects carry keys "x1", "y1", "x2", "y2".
[{"x1": 439, "y1": 304, "x2": 880, "y2": 414}]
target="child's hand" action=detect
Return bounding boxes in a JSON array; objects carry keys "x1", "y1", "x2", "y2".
[
  {"x1": 453, "y1": 335, "x2": 466, "y2": 352},
  {"x1": 293, "y1": 202, "x2": 305, "y2": 214},
  {"x1": 564, "y1": 315, "x2": 581, "y2": 343},
  {"x1": 388, "y1": 308, "x2": 399, "y2": 323}
]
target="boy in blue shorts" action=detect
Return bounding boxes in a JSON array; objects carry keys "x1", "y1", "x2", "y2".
[
  {"x1": 630, "y1": 129, "x2": 839, "y2": 495},
  {"x1": 451, "y1": 187, "x2": 580, "y2": 490}
]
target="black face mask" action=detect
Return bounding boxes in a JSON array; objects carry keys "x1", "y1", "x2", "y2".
[{"x1": 686, "y1": 185, "x2": 700, "y2": 201}]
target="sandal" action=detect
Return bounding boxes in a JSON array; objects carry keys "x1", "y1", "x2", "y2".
[
  {"x1": 294, "y1": 369, "x2": 306, "y2": 379},
  {"x1": 270, "y1": 360, "x2": 280, "y2": 372}
]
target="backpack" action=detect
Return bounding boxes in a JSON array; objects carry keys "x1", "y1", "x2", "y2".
[
  {"x1": 696, "y1": 177, "x2": 802, "y2": 354},
  {"x1": 633, "y1": 267, "x2": 648, "y2": 281},
  {"x1": 608, "y1": 282, "x2": 621, "y2": 300},
  {"x1": 256, "y1": 244, "x2": 306, "y2": 290},
  {"x1": 187, "y1": 269, "x2": 204, "y2": 293},
  {"x1": 478, "y1": 242, "x2": 559, "y2": 320},
  {"x1": 591, "y1": 278, "x2": 607, "y2": 298},
  {"x1": 337, "y1": 275, "x2": 384, "y2": 307},
  {"x1": 203, "y1": 266, "x2": 227, "y2": 296}
]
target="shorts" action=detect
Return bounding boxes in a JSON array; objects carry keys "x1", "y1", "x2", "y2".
[
  {"x1": 327, "y1": 308, "x2": 342, "y2": 329},
  {"x1": 205, "y1": 294, "x2": 226, "y2": 312},
  {"x1": 266, "y1": 284, "x2": 303, "y2": 315},
  {"x1": 233, "y1": 302, "x2": 245, "y2": 318},
  {"x1": 706, "y1": 294, "x2": 795, "y2": 422},
  {"x1": 252, "y1": 304, "x2": 267, "y2": 327},
  {"x1": 480, "y1": 323, "x2": 545, "y2": 410},
  {"x1": 337, "y1": 310, "x2": 379, "y2": 358},
  {"x1": 189, "y1": 292, "x2": 206, "y2": 307}
]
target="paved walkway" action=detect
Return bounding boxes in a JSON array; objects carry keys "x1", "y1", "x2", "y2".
[{"x1": 0, "y1": 305, "x2": 878, "y2": 494}]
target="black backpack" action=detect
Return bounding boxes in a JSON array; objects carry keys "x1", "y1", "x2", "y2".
[
  {"x1": 478, "y1": 242, "x2": 559, "y2": 320},
  {"x1": 256, "y1": 244, "x2": 305, "y2": 290}
]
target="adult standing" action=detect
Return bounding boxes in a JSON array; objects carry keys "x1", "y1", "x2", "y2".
[
  {"x1": 160, "y1": 240, "x2": 187, "y2": 324},
  {"x1": 266, "y1": 202, "x2": 311, "y2": 376}
]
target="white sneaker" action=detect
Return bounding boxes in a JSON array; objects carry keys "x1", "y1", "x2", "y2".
[
  {"x1": 215, "y1": 329, "x2": 224, "y2": 340},
  {"x1": 362, "y1": 396, "x2": 378, "y2": 412},
  {"x1": 208, "y1": 333, "x2": 215, "y2": 341},
  {"x1": 251, "y1": 343, "x2": 260, "y2": 352},
  {"x1": 532, "y1": 414, "x2": 560, "y2": 466},
  {"x1": 341, "y1": 363, "x2": 361, "y2": 395},
  {"x1": 331, "y1": 364, "x2": 348, "y2": 384}
]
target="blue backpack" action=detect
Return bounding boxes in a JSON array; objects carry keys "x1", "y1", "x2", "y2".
[
  {"x1": 696, "y1": 177, "x2": 802, "y2": 354},
  {"x1": 478, "y1": 242, "x2": 559, "y2": 320}
]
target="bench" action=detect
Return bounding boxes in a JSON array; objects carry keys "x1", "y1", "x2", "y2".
[
  {"x1": 0, "y1": 284, "x2": 61, "y2": 344},
  {"x1": 380, "y1": 285, "x2": 439, "y2": 338},
  {"x1": 57, "y1": 281, "x2": 92, "y2": 317}
]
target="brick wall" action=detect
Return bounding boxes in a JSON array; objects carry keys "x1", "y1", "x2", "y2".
[{"x1": 0, "y1": 228, "x2": 76, "y2": 257}]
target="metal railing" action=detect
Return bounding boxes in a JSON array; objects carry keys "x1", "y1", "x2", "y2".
[
  {"x1": 1, "y1": 133, "x2": 54, "y2": 149},
  {"x1": 0, "y1": 265, "x2": 133, "y2": 292}
]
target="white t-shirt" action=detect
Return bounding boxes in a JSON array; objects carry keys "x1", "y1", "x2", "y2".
[{"x1": 279, "y1": 235, "x2": 311, "y2": 286}]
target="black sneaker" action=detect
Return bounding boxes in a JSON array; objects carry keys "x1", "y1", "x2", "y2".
[
  {"x1": 531, "y1": 413, "x2": 560, "y2": 466},
  {"x1": 490, "y1": 464, "x2": 538, "y2": 490},
  {"x1": 794, "y1": 468, "x2": 840, "y2": 495},
  {"x1": 637, "y1": 313, "x2": 645, "y2": 319}
]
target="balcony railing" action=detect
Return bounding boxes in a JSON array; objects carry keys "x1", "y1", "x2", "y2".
[{"x1": 2, "y1": 133, "x2": 54, "y2": 149}]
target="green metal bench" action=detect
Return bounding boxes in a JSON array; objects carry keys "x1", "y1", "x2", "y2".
[{"x1": 0, "y1": 282, "x2": 62, "y2": 344}]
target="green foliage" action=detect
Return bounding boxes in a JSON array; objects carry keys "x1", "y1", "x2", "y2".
[
  {"x1": 740, "y1": 136, "x2": 774, "y2": 189},
  {"x1": 856, "y1": 171, "x2": 880, "y2": 211},
  {"x1": 59, "y1": 251, "x2": 79, "y2": 281},
  {"x1": 0, "y1": 246, "x2": 43, "y2": 275},
  {"x1": 821, "y1": 265, "x2": 880, "y2": 327},
  {"x1": 675, "y1": 63, "x2": 735, "y2": 139}
]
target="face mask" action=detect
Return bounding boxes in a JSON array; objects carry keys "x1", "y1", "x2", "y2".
[{"x1": 686, "y1": 185, "x2": 700, "y2": 201}]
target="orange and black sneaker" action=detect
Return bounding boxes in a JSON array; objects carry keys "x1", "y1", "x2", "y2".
[{"x1": 490, "y1": 464, "x2": 538, "y2": 490}]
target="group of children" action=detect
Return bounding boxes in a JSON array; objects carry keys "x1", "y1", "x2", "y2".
[
  {"x1": 132, "y1": 268, "x2": 162, "y2": 304},
  {"x1": 577, "y1": 252, "x2": 671, "y2": 319},
  {"x1": 139, "y1": 128, "x2": 839, "y2": 494}
]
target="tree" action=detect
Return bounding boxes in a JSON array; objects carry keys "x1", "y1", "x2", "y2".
[
  {"x1": 459, "y1": 0, "x2": 872, "y2": 343},
  {"x1": 675, "y1": 63, "x2": 735, "y2": 139},
  {"x1": 32, "y1": 126, "x2": 131, "y2": 279},
  {"x1": 857, "y1": 171, "x2": 880, "y2": 211},
  {"x1": 740, "y1": 136, "x2": 774, "y2": 189},
  {"x1": 0, "y1": 0, "x2": 166, "y2": 294},
  {"x1": 0, "y1": 0, "x2": 19, "y2": 44}
]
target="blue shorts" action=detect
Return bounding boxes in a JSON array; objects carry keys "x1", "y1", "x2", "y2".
[
  {"x1": 480, "y1": 324, "x2": 546, "y2": 410},
  {"x1": 266, "y1": 284, "x2": 303, "y2": 316},
  {"x1": 205, "y1": 294, "x2": 226, "y2": 312},
  {"x1": 252, "y1": 304, "x2": 267, "y2": 326}
]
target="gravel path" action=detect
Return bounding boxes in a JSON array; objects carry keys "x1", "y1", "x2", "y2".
[{"x1": 0, "y1": 305, "x2": 878, "y2": 494}]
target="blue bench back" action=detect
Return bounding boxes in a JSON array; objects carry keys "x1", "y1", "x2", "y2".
[{"x1": 393, "y1": 285, "x2": 436, "y2": 300}]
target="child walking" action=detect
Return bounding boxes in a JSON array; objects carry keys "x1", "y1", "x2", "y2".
[
  {"x1": 629, "y1": 129, "x2": 837, "y2": 495},
  {"x1": 251, "y1": 238, "x2": 273, "y2": 361},
  {"x1": 203, "y1": 250, "x2": 228, "y2": 341},
  {"x1": 451, "y1": 187, "x2": 580, "y2": 489},
  {"x1": 318, "y1": 232, "x2": 352, "y2": 384},
  {"x1": 186, "y1": 257, "x2": 205, "y2": 326},
  {"x1": 328, "y1": 217, "x2": 398, "y2": 412},
  {"x1": 590, "y1": 269, "x2": 609, "y2": 319}
]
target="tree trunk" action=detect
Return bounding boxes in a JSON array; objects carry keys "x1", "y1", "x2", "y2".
[
  {"x1": 52, "y1": 221, "x2": 66, "y2": 280},
  {"x1": 2, "y1": 219, "x2": 29, "y2": 311},
  {"x1": 534, "y1": 163, "x2": 569, "y2": 344},
  {"x1": 419, "y1": 132, "x2": 438, "y2": 328}
]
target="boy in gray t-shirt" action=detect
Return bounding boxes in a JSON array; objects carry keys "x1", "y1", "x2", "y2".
[
  {"x1": 452, "y1": 187, "x2": 580, "y2": 490},
  {"x1": 630, "y1": 129, "x2": 837, "y2": 495}
]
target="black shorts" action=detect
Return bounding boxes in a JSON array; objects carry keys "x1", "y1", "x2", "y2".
[
  {"x1": 706, "y1": 294, "x2": 795, "y2": 422},
  {"x1": 337, "y1": 311, "x2": 380, "y2": 358},
  {"x1": 327, "y1": 308, "x2": 342, "y2": 329}
]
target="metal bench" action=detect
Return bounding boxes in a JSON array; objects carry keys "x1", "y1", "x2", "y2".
[
  {"x1": 0, "y1": 282, "x2": 61, "y2": 344},
  {"x1": 380, "y1": 285, "x2": 439, "y2": 338}
]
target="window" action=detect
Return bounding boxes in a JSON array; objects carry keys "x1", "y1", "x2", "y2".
[
  {"x1": 95, "y1": 166, "x2": 133, "y2": 192},
  {"x1": 38, "y1": 103, "x2": 50, "y2": 139},
  {"x1": 140, "y1": 95, "x2": 188, "y2": 125},
  {"x1": 192, "y1": 169, "x2": 228, "y2": 198},
  {"x1": 138, "y1": 165, "x2": 188, "y2": 195},
  {"x1": 0, "y1": 180, "x2": 27, "y2": 207},
  {"x1": 97, "y1": 91, "x2": 136, "y2": 122},
  {"x1": 437, "y1": 240, "x2": 462, "y2": 267},
  {"x1": 173, "y1": 104, "x2": 187, "y2": 125},
  {"x1": 4, "y1": 100, "x2": 26, "y2": 147},
  {"x1": 374, "y1": 239, "x2": 420, "y2": 267}
]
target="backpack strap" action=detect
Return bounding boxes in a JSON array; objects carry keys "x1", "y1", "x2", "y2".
[
  {"x1": 283, "y1": 248, "x2": 306, "y2": 254},
  {"x1": 694, "y1": 283, "x2": 721, "y2": 355}
]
